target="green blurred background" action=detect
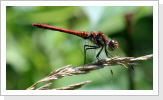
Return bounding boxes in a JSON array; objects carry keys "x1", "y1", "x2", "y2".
[{"x1": 6, "y1": 6, "x2": 153, "y2": 90}]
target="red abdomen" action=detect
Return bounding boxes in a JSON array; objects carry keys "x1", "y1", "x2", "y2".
[{"x1": 32, "y1": 23, "x2": 89, "y2": 39}]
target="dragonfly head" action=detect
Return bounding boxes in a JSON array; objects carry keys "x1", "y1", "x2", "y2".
[{"x1": 107, "y1": 39, "x2": 118, "y2": 51}]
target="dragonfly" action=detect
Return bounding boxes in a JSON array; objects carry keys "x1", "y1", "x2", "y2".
[{"x1": 32, "y1": 23, "x2": 119, "y2": 64}]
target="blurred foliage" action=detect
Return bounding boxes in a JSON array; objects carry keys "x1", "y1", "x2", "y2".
[{"x1": 6, "y1": 6, "x2": 153, "y2": 90}]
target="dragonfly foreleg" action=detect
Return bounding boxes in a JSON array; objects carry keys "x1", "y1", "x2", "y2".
[{"x1": 104, "y1": 46, "x2": 113, "y2": 58}]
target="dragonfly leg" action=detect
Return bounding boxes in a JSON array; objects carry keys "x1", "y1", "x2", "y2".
[
  {"x1": 84, "y1": 45, "x2": 100, "y2": 64},
  {"x1": 104, "y1": 46, "x2": 113, "y2": 58},
  {"x1": 96, "y1": 46, "x2": 103, "y2": 61}
]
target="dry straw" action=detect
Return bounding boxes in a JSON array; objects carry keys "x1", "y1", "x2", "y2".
[{"x1": 26, "y1": 54, "x2": 153, "y2": 90}]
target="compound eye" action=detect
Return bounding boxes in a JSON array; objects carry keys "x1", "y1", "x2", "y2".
[{"x1": 108, "y1": 39, "x2": 118, "y2": 51}]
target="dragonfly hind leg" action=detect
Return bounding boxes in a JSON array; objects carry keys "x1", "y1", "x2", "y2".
[{"x1": 84, "y1": 45, "x2": 100, "y2": 64}]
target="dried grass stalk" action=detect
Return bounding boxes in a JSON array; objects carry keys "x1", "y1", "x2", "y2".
[
  {"x1": 52, "y1": 81, "x2": 92, "y2": 90},
  {"x1": 26, "y1": 54, "x2": 153, "y2": 90}
]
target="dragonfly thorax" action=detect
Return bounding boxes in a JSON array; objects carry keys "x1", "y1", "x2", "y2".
[{"x1": 88, "y1": 31, "x2": 107, "y2": 46}]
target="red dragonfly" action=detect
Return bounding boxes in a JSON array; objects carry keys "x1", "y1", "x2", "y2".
[{"x1": 32, "y1": 23, "x2": 119, "y2": 64}]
